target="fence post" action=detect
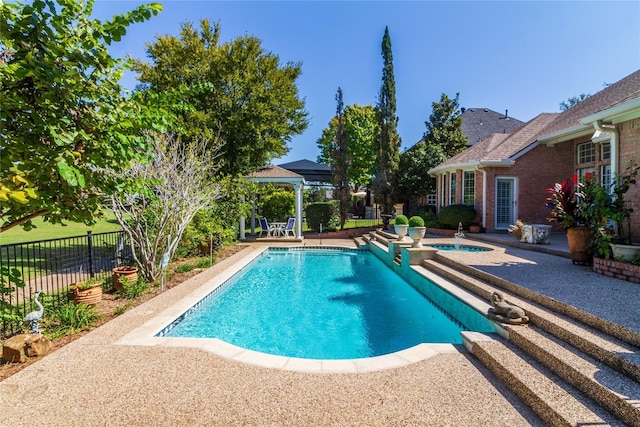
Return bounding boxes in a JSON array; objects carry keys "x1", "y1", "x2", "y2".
[{"x1": 87, "y1": 231, "x2": 95, "y2": 278}]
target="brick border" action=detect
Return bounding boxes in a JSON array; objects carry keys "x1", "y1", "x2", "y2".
[{"x1": 593, "y1": 257, "x2": 640, "y2": 284}]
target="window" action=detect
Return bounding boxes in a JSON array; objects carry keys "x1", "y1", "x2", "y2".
[
  {"x1": 427, "y1": 194, "x2": 436, "y2": 205},
  {"x1": 601, "y1": 142, "x2": 610, "y2": 161},
  {"x1": 601, "y1": 164, "x2": 612, "y2": 193},
  {"x1": 449, "y1": 172, "x2": 456, "y2": 205},
  {"x1": 577, "y1": 142, "x2": 595, "y2": 164},
  {"x1": 577, "y1": 167, "x2": 595, "y2": 180},
  {"x1": 463, "y1": 171, "x2": 475, "y2": 206}
]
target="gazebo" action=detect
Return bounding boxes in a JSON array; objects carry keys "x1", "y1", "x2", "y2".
[
  {"x1": 276, "y1": 159, "x2": 332, "y2": 183},
  {"x1": 241, "y1": 165, "x2": 305, "y2": 240}
]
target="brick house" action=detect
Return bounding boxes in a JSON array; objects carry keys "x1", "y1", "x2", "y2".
[{"x1": 428, "y1": 69, "x2": 640, "y2": 237}]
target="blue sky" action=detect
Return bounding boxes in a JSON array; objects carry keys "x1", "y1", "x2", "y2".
[{"x1": 93, "y1": 1, "x2": 640, "y2": 164}]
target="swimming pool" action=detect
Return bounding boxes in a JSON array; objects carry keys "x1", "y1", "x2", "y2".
[{"x1": 162, "y1": 248, "x2": 467, "y2": 359}]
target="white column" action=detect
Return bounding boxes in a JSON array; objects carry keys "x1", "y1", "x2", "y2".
[
  {"x1": 239, "y1": 196, "x2": 246, "y2": 240},
  {"x1": 250, "y1": 197, "x2": 256, "y2": 235},
  {"x1": 294, "y1": 182, "x2": 303, "y2": 238}
]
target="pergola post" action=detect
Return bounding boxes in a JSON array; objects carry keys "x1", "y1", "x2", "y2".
[{"x1": 294, "y1": 182, "x2": 303, "y2": 238}]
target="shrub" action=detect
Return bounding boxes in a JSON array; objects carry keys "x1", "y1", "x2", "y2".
[
  {"x1": 422, "y1": 211, "x2": 441, "y2": 228},
  {"x1": 176, "y1": 209, "x2": 236, "y2": 257},
  {"x1": 306, "y1": 202, "x2": 339, "y2": 232},
  {"x1": 437, "y1": 204, "x2": 476, "y2": 229},
  {"x1": 115, "y1": 277, "x2": 149, "y2": 300},
  {"x1": 44, "y1": 302, "x2": 102, "y2": 339},
  {"x1": 175, "y1": 263, "x2": 195, "y2": 273},
  {"x1": 411, "y1": 205, "x2": 437, "y2": 219},
  {"x1": 408, "y1": 216, "x2": 425, "y2": 227},
  {"x1": 394, "y1": 214, "x2": 408, "y2": 225},
  {"x1": 261, "y1": 188, "x2": 295, "y2": 222}
]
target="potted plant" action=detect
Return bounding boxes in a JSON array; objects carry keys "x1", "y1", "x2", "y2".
[
  {"x1": 407, "y1": 216, "x2": 426, "y2": 248},
  {"x1": 393, "y1": 215, "x2": 409, "y2": 241},
  {"x1": 69, "y1": 277, "x2": 103, "y2": 306},
  {"x1": 508, "y1": 220, "x2": 525, "y2": 241},
  {"x1": 591, "y1": 160, "x2": 640, "y2": 261},
  {"x1": 112, "y1": 266, "x2": 139, "y2": 291},
  {"x1": 546, "y1": 173, "x2": 598, "y2": 264}
]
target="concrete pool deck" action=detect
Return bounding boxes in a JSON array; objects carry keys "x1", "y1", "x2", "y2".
[{"x1": 0, "y1": 234, "x2": 635, "y2": 426}]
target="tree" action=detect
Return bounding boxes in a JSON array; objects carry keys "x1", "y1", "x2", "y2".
[
  {"x1": 396, "y1": 93, "x2": 466, "y2": 202},
  {"x1": 133, "y1": 20, "x2": 309, "y2": 176},
  {"x1": 110, "y1": 133, "x2": 223, "y2": 282},
  {"x1": 396, "y1": 141, "x2": 447, "y2": 201},
  {"x1": 330, "y1": 88, "x2": 351, "y2": 229},
  {"x1": 373, "y1": 26, "x2": 401, "y2": 215},
  {"x1": 423, "y1": 93, "x2": 467, "y2": 156},
  {"x1": 316, "y1": 104, "x2": 378, "y2": 192},
  {"x1": 0, "y1": 0, "x2": 164, "y2": 232},
  {"x1": 559, "y1": 93, "x2": 591, "y2": 111}
]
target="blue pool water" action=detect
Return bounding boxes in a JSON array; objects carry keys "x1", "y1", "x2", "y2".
[{"x1": 164, "y1": 249, "x2": 467, "y2": 359}]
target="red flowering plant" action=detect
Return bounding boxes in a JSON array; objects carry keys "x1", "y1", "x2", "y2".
[
  {"x1": 546, "y1": 173, "x2": 599, "y2": 230},
  {"x1": 546, "y1": 175, "x2": 582, "y2": 229}
]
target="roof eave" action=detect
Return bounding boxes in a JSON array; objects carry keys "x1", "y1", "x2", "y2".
[
  {"x1": 428, "y1": 160, "x2": 480, "y2": 176},
  {"x1": 477, "y1": 159, "x2": 515, "y2": 168},
  {"x1": 579, "y1": 97, "x2": 640, "y2": 125},
  {"x1": 537, "y1": 124, "x2": 592, "y2": 147}
]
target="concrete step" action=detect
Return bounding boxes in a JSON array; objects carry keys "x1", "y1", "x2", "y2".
[
  {"x1": 436, "y1": 254, "x2": 640, "y2": 348},
  {"x1": 423, "y1": 258, "x2": 640, "y2": 382},
  {"x1": 464, "y1": 332, "x2": 625, "y2": 426},
  {"x1": 352, "y1": 236, "x2": 367, "y2": 248},
  {"x1": 507, "y1": 325, "x2": 640, "y2": 426},
  {"x1": 422, "y1": 257, "x2": 640, "y2": 425}
]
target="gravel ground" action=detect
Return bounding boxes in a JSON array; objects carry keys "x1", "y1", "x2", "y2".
[{"x1": 0, "y1": 239, "x2": 548, "y2": 426}]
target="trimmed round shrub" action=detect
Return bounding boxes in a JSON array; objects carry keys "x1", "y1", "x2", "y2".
[
  {"x1": 437, "y1": 204, "x2": 477, "y2": 229},
  {"x1": 394, "y1": 214, "x2": 408, "y2": 225},
  {"x1": 408, "y1": 216, "x2": 425, "y2": 227},
  {"x1": 306, "y1": 202, "x2": 339, "y2": 232}
]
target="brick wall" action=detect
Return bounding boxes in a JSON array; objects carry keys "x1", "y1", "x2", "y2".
[
  {"x1": 593, "y1": 257, "x2": 640, "y2": 283},
  {"x1": 480, "y1": 143, "x2": 574, "y2": 232}
]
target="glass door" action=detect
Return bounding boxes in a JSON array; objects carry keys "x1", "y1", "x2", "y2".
[{"x1": 495, "y1": 177, "x2": 517, "y2": 229}]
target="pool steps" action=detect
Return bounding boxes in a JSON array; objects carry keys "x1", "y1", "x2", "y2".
[{"x1": 422, "y1": 254, "x2": 640, "y2": 426}]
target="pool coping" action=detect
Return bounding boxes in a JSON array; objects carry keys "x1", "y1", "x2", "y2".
[{"x1": 115, "y1": 243, "x2": 490, "y2": 373}]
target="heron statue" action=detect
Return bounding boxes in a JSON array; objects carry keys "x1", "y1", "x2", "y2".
[{"x1": 23, "y1": 291, "x2": 44, "y2": 334}]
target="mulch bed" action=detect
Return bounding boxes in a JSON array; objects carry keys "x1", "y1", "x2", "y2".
[{"x1": 0, "y1": 245, "x2": 244, "y2": 382}]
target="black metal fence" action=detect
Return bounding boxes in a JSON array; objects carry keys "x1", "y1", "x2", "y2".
[{"x1": 0, "y1": 231, "x2": 131, "y2": 337}]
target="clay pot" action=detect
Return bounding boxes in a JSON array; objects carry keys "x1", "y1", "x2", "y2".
[
  {"x1": 69, "y1": 282, "x2": 102, "y2": 306},
  {"x1": 112, "y1": 266, "x2": 139, "y2": 291},
  {"x1": 566, "y1": 226, "x2": 593, "y2": 265}
]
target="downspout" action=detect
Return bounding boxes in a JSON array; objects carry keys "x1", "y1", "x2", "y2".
[
  {"x1": 475, "y1": 164, "x2": 487, "y2": 229},
  {"x1": 594, "y1": 120, "x2": 618, "y2": 176}
]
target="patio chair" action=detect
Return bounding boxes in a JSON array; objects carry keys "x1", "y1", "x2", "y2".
[
  {"x1": 282, "y1": 217, "x2": 296, "y2": 238},
  {"x1": 258, "y1": 217, "x2": 276, "y2": 238}
]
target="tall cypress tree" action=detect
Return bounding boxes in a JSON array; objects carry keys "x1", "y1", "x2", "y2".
[
  {"x1": 374, "y1": 26, "x2": 401, "y2": 215},
  {"x1": 331, "y1": 87, "x2": 351, "y2": 229}
]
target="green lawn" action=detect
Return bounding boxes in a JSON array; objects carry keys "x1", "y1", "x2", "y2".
[{"x1": 0, "y1": 212, "x2": 123, "y2": 245}]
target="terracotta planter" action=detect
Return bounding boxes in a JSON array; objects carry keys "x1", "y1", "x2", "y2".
[
  {"x1": 112, "y1": 266, "x2": 139, "y2": 291},
  {"x1": 69, "y1": 283, "x2": 102, "y2": 306},
  {"x1": 469, "y1": 225, "x2": 481, "y2": 233},
  {"x1": 566, "y1": 226, "x2": 593, "y2": 265}
]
